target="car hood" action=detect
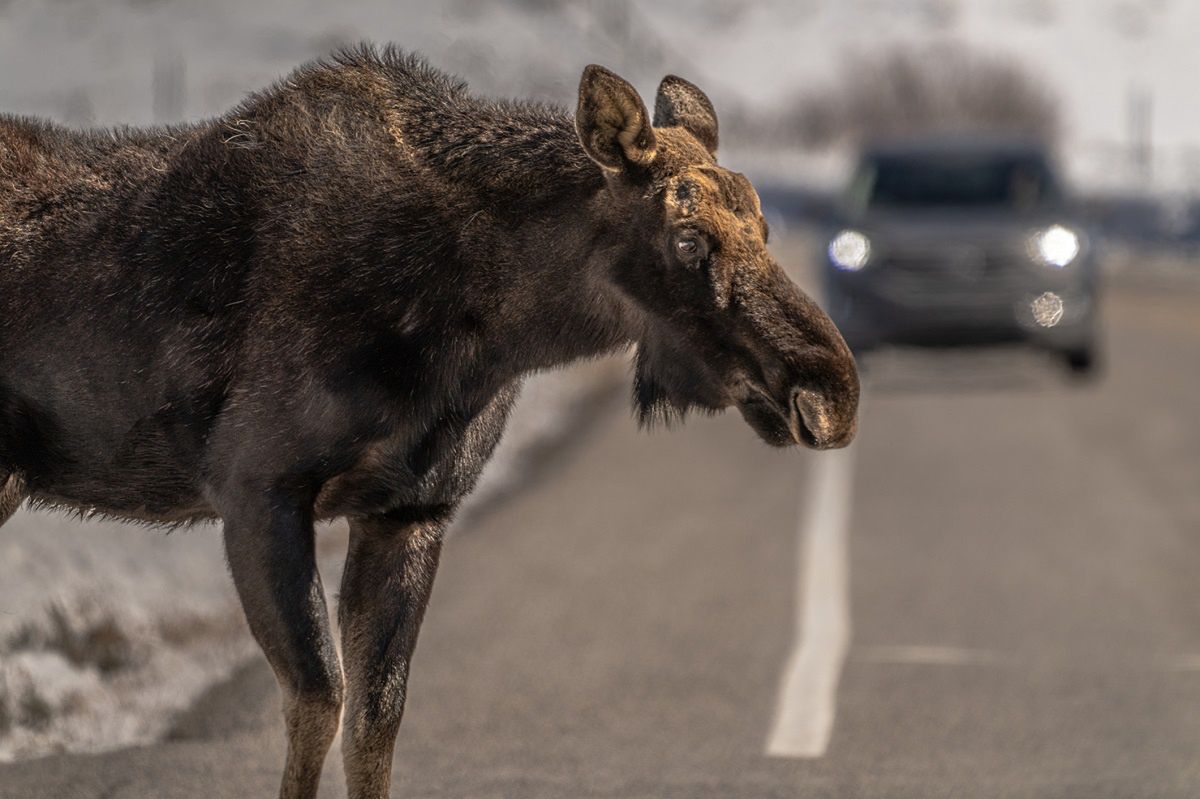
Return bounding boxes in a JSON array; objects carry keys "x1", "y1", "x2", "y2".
[{"x1": 845, "y1": 208, "x2": 1080, "y2": 249}]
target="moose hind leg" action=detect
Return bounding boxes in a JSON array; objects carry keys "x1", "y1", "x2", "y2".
[
  {"x1": 221, "y1": 490, "x2": 343, "y2": 799},
  {"x1": 0, "y1": 471, "x2": 28, "y2": 528},
  {"x1": 339, "y1": 511, "x2": 446, "y2": 799}
]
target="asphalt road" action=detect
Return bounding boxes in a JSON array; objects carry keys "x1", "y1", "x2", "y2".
[{"x1": 2, "y1": 277, "x2": 1200, "y2": 798}]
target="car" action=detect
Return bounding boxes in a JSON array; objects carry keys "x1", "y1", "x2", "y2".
[{"x1": 821, "y1": 135, "x2": 1099, "y2": 375}]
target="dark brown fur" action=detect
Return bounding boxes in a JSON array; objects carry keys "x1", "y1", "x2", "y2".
[{"x1": 0, "y1": 46, "x2": 857, "y2": 798}]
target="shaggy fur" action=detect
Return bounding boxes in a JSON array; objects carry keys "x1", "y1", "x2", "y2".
[{"x1": 0, "y1": 46, "x2": 857, "y2": 799}]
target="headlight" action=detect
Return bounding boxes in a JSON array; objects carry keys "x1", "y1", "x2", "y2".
[
  {"x1": 1030, "y1": 224, "x2": 1081, "y2": 268},
  {"x1": 828, "y1": 229, "x2": 871, "y2": 271}
]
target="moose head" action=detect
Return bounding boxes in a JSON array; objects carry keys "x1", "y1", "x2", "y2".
[{"x1": 576, "y1": 66, "x2": 859, "y2": 449}]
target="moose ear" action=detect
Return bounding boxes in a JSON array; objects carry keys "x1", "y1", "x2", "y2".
[
  {"x1": 653, "y1": 75, "x2": 718, "y2": 156},
  {"x1": 576, "y1": 65, "x2": 657, "y2": 171}
]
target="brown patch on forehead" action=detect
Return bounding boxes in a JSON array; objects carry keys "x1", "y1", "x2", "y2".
[
  {"x1": 651, "y1": 127, "x2": 767, "y2": 247},
  {"x1": 664, "y1": 166, "x2": 763, "y2": 231},
  {"x1": 702, "y1": 167, "x2": 761, "y2": 217}
]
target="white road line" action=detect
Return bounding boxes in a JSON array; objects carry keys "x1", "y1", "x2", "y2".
[
  {"x1": 765, "y1": 445, "x2": 855, "y2": 759},
  {"x1": 1163, "y1": 655, "x2": 1200, "y2": 672},
  {"x1": 857, "y1": 645, "x2": 1003, "y2": 666}
]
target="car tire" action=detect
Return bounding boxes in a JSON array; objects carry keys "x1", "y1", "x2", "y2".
[{"x1": 1062, "y1": 346, "x2": 1099, "y2": 379}]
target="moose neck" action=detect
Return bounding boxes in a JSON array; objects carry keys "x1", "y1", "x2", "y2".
[
  {"x1": 411, "y1": 99, "x2": 603, "y2": 207},
  {"x1": 478, "y1": 186, "x2": 640, "y2": 377},
  {"x1": 420, "y1": 105, "x2": 642, "y2": 378}
]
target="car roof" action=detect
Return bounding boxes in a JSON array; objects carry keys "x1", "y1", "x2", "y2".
[{"x1": 861, "y1": 133, "x2": 1052, "y2": 161}]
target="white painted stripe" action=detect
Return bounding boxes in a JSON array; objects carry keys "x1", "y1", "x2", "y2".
[
  {"x1": 1163, "y1": 655, "x2": 1200, "y2": 672},
  {"x1": 857, "y1": 645, "x2": 1003, "y2": 666},
  {"x1": 765, "y1": 445, "x2": 855, "y2": 759}
]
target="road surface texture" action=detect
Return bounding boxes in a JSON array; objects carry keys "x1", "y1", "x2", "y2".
[{"x1": 2, "y1": 262, "x2": 1199, "y2": 797}]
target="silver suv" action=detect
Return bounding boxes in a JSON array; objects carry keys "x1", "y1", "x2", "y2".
[{"x1": 823, "y1": 135, "x2": 1098, "y2": 375}]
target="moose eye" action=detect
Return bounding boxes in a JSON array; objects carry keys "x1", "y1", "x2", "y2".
[{"x1": 676, "y1": 234, "x2": 707, "y2": 260}]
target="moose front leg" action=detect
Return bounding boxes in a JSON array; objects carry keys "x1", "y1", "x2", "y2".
[
  {"x1": 221, "y1": 490, "x2": 344, "y2": 799},
  {"x1": 338, "y1": 509, "x2": 446, "y2": 799}
]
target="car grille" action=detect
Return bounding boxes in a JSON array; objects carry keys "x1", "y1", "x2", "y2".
[{"x1": 872, "y1": 245, "x2": 1032, "y2": 306}]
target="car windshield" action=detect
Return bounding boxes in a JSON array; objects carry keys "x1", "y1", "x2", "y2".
[{"x1": 853, "y1": 151, "x2": 1059, "y2": 211}]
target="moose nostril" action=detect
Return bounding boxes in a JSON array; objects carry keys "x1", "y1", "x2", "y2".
[{"x1": 792, "y1": 388, "x2": 835, "y2": 446}]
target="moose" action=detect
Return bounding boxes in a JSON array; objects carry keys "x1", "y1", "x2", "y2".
[{"x1": 0, "y1": 47, "x2": 858, "y2": 798}]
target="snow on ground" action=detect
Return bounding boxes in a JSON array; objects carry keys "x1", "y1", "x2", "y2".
[{"x1": 0, "y1": 511, "x2": 251, "y2": 760}]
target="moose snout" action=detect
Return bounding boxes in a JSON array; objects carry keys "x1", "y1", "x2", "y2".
[{"x1": 732, "y1": 259, "x2": 860, "y2": 450}]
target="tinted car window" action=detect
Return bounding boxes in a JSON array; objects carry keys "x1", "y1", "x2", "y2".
[{"x1": 854, "y1": 153, "x2": 1059, "y2": 211}]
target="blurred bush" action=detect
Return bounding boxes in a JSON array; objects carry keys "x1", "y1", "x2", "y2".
[{"x1": 788, "y1": 42, "x2": 1060, "y2": 148}]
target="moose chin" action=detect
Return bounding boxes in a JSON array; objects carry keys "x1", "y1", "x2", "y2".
[{"x1": 0, "y1": 45, "x2": 857, "y2": 799}]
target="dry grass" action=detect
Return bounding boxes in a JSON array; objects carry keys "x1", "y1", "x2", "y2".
[
  {"x1": 6, "y1": 601, "x2": 138, "y2": 676},
  {"x1": 0, "y1": 666, "x2": 54, "y2": 737},
  {"x1": 156, "y1": 611, "x2": 245, "y2": 649}
]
